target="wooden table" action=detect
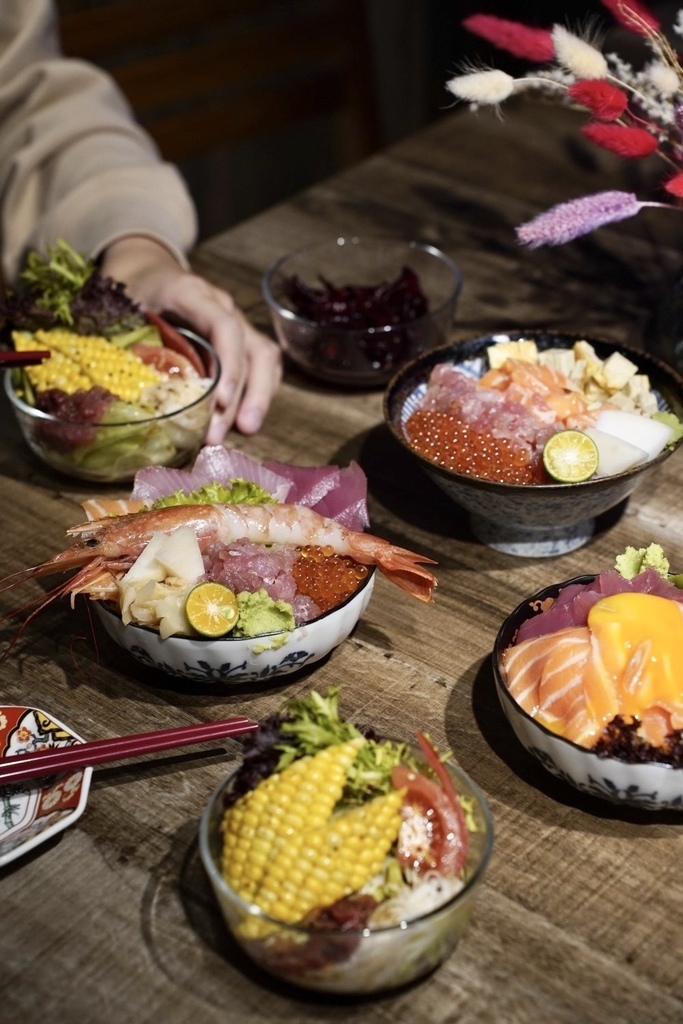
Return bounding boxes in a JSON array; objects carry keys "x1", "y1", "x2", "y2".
[{"x1": 2, "y1": 100, "x2": 683, "y2": 1024}]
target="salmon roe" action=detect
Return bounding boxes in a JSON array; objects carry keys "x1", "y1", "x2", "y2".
[
  {"x1": 406, "y1": 409, "x2": 548, "y2": 485},
  {"x1": 293, "y1": 545, "x2": 369, "y2": 612}
]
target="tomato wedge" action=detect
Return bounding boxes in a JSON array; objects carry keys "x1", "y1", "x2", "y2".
[
  {"x1": 391, "y1": 763, "x2": 469, "y2": 877},
  {"x1": 145, "y1": 311, "x2": 206, "y2": 376},
  {"x1": 130, "y1": 342, "x2": 197, "y2": 377}
]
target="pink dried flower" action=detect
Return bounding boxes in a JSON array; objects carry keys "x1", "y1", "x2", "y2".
[
  {"x1": 462, "y1": 14, "x2": 554, "y2": 63},
  {"x1": 567, "y1": 80, "x2": 629, "y2": 120},
  {"x1": 516, "y1": 191, "x2": 656, "y2": 247},
  {"x1": 581, "y1": 122, "x2": 659, "y2": 156},
  {"x1": 598, "y1": 0, "x2": 660, "y2": 36},
  {"x1": 663, "y1": 172, "x2": 683, "y2": 197}
]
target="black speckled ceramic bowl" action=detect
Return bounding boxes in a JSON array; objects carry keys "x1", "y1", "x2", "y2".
[
  {"x1": 384, "y1": 330, "x2": 683, "y2": 557},
  {"x1": 493, "y1": 576, "x2": 683, "y2": 810}
]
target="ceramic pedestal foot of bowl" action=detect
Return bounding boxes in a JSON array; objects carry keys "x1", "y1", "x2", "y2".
[{"x1": 470, "y1": 514, "x2": 596, "y2": 558}]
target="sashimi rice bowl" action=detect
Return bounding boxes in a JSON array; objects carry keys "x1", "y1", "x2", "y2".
[
  {"x1": 384, "y1": 330, "x2": 683, "y2": 556},
  {"x1": 199, "y1": 688, "x2": 493, "y2": 994},
  {"x1": 4, "y1": 446, "x2": 437, "y2": 684},
  {"x1": 493, "y1": 544, "x2": 683, "y2": 810}
]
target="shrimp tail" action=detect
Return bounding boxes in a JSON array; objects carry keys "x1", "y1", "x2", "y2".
[{"x1": 347, "y1": 532, "x2": 437, "y2": 602}]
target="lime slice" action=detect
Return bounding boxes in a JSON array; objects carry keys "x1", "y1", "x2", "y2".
[
  {"x1": 542, "y1": 429, "x2": 599, "y2": 483},
  {"x1": 185, "y1": 582, "x2": 239, "y2": 638}
]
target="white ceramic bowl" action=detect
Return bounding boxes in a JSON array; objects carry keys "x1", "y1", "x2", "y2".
[
  {"x1": 493, "y1": 576, "x2": 683, "y2": 811},
  {"x1": 199, "y1": 744, "x2": 493, "y2": 994},
  {"x1": 0, "y1": 705, "x2": 92, "y2": 866},
  {"x1": 4, "y1": 330, "x2": 220, "y2": 483},
  {"x1": 384, "y1": 330, "x2": 683, "y2": 557},
  {"x1": 94, "y1": 570, "x2": 376, "y2": 685}
]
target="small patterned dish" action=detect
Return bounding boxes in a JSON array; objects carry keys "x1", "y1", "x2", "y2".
[
  {"x1": 493, "y1": 577, "x2": 683, "y2": 811},
  {"x1": 93, "y1": 570, "x2": 376, "y2": 685},
  {"x1": 384, "y1": 330, "x2": 683, "y2": 557},
  {"x1": 0, "y1": 705, "x2": 92, "y2": 866}
]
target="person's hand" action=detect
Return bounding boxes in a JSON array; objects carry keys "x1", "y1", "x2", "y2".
[{"x1": 100, "y1": 236, "x2": 282, "y2": 443}]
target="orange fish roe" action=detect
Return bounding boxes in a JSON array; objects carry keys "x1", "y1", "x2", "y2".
[
  {"x1": 406, "y1": 409, "x2": 549, "y2": 485},
  {"x1": 293, "y1": 545, "x2": 369, "y2": 612}
]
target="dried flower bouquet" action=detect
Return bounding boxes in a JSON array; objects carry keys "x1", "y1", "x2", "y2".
[{"x1": 446, "y1": 0, "x2": 683, "y2": 246}]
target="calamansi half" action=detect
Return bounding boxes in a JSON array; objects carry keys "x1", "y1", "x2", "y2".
[
  {"x1": 542, "y1": 429, "x2": 599, "y2": 483},
  {"x1": 185, "y1": 582, "x2": 239, "y2": 638}
]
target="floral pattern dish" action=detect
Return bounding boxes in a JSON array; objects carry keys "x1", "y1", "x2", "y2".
[{"x1": 0, "y1": 705, "x2": 92, "y2": 867}]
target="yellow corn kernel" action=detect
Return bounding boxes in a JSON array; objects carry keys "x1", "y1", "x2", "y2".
[
  {"x1": 220, "y1": 736, "x2": 406, "y2": 937},
  {"x1": 13, "y1": 328, "x2": 162, "y2": 402}
]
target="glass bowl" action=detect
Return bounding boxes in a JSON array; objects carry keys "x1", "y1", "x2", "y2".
[
  {"x1": 4, "y1": 330, "x2": 220, "y2": 483},
  {"x1": 262, "y1": 236, "x2": 462, "y2": 387},
  {"x1": 384, "y1": 329, "x2": 683, "y2": 557},
  {"x1": 199, "y1": 744, "x2": 493, "y2": 994}
]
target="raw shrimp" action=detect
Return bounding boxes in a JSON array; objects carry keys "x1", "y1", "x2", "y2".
[{"x1": 5, "y1": 503, "x2": 438, "y2": 606}]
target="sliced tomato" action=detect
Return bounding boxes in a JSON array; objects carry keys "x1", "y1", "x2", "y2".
[
  {"x1": 391, "y1": 764, "x2": 469, "y2": 877},
  {"x1": 131, "y1": 341, "x2": 197, "y2": 377},
  {"x1": 145, "y1": 311, "x2": 206, "y2": 375}
]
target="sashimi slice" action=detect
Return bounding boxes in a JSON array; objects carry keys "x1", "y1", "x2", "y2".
[
  {"x1": 81, "y1": 497, "x2": 147, "y2": 521},
  {"x1": 131, "y1": 445, "x2": 292, "y2": 503}
]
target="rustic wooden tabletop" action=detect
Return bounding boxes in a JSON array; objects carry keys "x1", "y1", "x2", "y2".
[{"x1": 1, "y1": 99, "x2": 683, "y2": 1024}]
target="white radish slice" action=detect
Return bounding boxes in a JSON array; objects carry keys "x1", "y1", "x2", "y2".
[
  {"x1": 583, "y1": 427, "x2": 648, "y2": 477},
  {"x1": 594, "y1": 409, "x2": 674, "y2": 460}
]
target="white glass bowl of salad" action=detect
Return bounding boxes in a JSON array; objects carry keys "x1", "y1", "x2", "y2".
[
  {"x1": 1, "y1": 241, "x2": 220, "y2": 482},
  {"x1": 5, "y1": 330, "x2": 220, "y2": 483},
  {"x1": 199, "y1": 689, "x2": 494, "y2": 994}
]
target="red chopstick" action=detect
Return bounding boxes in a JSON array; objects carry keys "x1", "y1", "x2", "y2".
[
  {"x1": 0, "y1": 717, "x2": 258, "y2": 784},
  {"x1": 0, "y1": 349, "x2": 51, "y2": 367}
]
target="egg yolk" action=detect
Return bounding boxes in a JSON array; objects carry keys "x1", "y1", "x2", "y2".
[{"x1": 586, "y1": 592, "x2": 683, "y2": 723}]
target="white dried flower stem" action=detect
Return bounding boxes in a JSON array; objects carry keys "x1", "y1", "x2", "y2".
[{"x1": 552, "y1": 25, "x2": 608, "y2": 79}]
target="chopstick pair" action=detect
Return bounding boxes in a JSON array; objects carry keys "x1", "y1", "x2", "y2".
[
  {"x1": 0, "y1": 717, "x2": 259, "y2": 785},
  {"x1": 0, "y1": 349, "x2": 51, "y2": 368}
]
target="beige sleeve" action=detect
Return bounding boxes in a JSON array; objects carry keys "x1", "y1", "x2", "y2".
[{"x1": 0, "y1": 0, "x2": 198, "y2": 284}]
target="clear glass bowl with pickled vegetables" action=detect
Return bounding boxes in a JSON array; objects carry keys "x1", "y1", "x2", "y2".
[
  {"x1": 199, "y1": 691, "x2": 494, "y2": 995},
  {"x1": 4, "y1": 330, "x2": 220, "y2": 483}
]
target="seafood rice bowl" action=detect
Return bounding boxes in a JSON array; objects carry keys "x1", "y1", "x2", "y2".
[
  {"x1": 3, "y1": 446, "x2": 437, "y2": 685},
  {"x1": 493, "y1": 544, "x2": 683, "y2": 810},
  {"x1": 384, "y1": 330, "x2": 683, "y2": 557}
]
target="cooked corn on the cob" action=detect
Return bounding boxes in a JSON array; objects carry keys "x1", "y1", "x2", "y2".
[
  {"x1": 13, "y1": 328, "x2": 162, "y2": 403},
  {"x1": 221, "y1": 738, "x2": 405, "y2": 926}
]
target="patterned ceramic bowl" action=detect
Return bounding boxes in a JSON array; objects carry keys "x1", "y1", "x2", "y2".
[
  {"x1": 93, "y1": 570, "x2": 376, "y2": 685},
  {"x1": 199, "y1": 744, "x2": 493, "y2": 994},
  {"x1": 384, "y1": 330, "x2": 683, "y2": 557},
  {"x1": 493, "y1": 576, "x2": 683, "y2": 811},
  {"x1": 0, "y1": 705, "x2": 92, "y2": 866}
]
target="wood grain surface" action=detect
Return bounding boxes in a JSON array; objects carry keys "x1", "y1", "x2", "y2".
[{"x1": 2, "y1": 100, "x2": 683, "y2": 1024}]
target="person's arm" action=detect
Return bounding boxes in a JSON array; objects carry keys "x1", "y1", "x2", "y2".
[
  {"x1": 0, "y1": 0, "x2": 282, "y2": 439},
  {"x1": 101, "y1": 237, "x2": 282, "y2": 441}
]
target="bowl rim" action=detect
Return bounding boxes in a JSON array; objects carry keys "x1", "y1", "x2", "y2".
[
  {"x1": 94, "y1": 565, "x2": 377, "y2": 642},
  {"x1": 198, "y1": 747, "x2": 494, "y2": 936},
  {"x1": 493, "y1": 572, "x2": 682, "y2": 770},
  {"x1": 3, "y1": 328, "x2": 221, "y2": 428},
  {"x1": 383, "y1": 328, "x2": 683, "y2": 493},
  {"x1": 261, "y1": 235, "x2": 463, "y2": 331}
]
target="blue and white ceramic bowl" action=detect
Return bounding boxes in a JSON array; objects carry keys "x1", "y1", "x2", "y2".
[
  {"x1": 384, "y1": 330, "x2": 683, "y2": 557},
  {"x1": 493, "y1": 576, "x2": 683, "y2": 811},
  {"x1": 93, "y1": 570, "x2": 376, "y2": 685}
]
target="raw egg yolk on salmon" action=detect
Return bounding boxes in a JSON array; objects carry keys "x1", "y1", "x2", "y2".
[{"x1": 587, "y1": 592, "x2": 683, "y2": 722}]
